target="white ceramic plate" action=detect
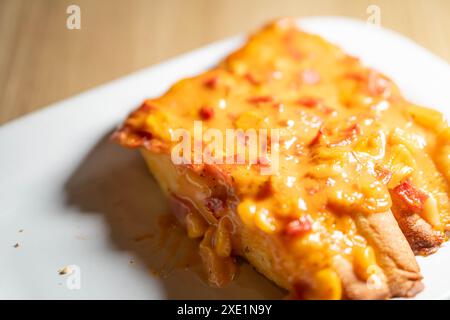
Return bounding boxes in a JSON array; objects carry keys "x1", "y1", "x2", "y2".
[{"x1": 0, "y1": 17, "x2": 449, "y2": 300}]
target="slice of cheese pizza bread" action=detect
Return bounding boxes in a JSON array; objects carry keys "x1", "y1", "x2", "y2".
[{"x1": 114, "y1": 19, "x2": 450, "y2": 299}]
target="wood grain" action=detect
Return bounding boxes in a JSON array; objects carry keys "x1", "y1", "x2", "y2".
[{"x1": 0, "y1": 0, "x2": 449, "y2": 125}]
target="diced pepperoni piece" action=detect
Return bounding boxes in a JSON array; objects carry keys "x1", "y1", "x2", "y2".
[
  {"x1": 199, "y1": 106, "x2": 215, "y2": 120},
  {"x1": 391, "y1": 179, "x2": 429, "y2": 214}
]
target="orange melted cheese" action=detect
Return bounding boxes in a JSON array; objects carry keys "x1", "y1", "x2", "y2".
[{"x1": 115, "y1": 19, "x2": 450, "y2": 298}]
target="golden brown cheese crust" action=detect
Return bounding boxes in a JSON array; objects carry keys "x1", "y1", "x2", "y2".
[{"x1": 114, "y1": 18, "x2": 450, "y2": 299}]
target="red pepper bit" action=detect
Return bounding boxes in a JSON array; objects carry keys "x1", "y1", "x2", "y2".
[
  {"x1": 309, "y1": 127, "x2": 324, "y2": 146},
  {"x1": 204, "y1": 76, "x2": 219, "y2": 89},
  {"x1": 344, "y1": 72, "x2": 367, "y2": 81},
  {"x1": 322, "y1": 105, "x2": 336, "y2": 115},
  {"x1": 199, "y1": 106, "x2": 214, "y2": 120},
  {"x1": 247, "y1": 95, "x2": 274, "y2": 104},
  {"x1": 244, "y1": 73, "x2": 261, "y2": 85},
  {"x1": 285, "y1": 215, "x2": 312, "y2": 237},
  {"x1": 297, "y1": 96, "x2": 321, "y2": 108},
  {"x1": 391, "y1": 179, "x2": 429, "y2": 214},
  {"x1": 327, "y1": 124, "x2": 360, "y2": 147},
  {"x1": 343, "y1": 123, "x2": 361, "y2": 137}
]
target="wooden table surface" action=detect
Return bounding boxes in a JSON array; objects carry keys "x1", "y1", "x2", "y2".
[{"x1": 0, "y1": 0, "x2": 449, "y2": 125}]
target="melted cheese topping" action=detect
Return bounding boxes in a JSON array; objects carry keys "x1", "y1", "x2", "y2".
[{"x1": 115, "y1": 19, "x2": 450, "y2": 298}]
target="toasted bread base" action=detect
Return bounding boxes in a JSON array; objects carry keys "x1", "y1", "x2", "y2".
[
  {"x1": 140, "y1": 150, "x2": 425, "y2": 299},
  {"x1": 353, "y1": 211, "x2": 423, "y2": 297}
]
